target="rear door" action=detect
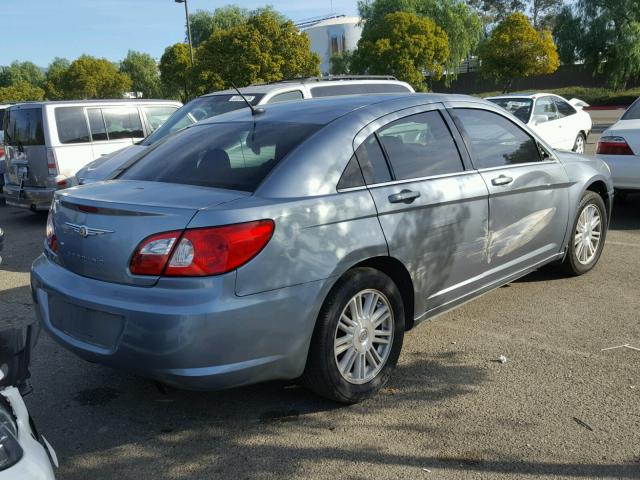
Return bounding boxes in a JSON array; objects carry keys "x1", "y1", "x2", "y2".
[
  {"x1": 51, "y1": 106, "x2": 94, "y2": 179},
  {"x1": 448, "y1": 105, "x2": 570, "y2": 284},
  {"x1": 355, "y1": 105, "x2": 490, "y2": 316},
  {"x1": 3, "y1": 105, "x2": 47, "y2": 187}
]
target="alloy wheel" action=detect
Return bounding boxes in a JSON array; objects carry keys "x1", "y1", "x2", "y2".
[{"x1": 574, "y1": 204, "x2": 602, "y2": 265}]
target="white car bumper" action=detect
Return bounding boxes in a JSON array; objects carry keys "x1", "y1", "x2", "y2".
[
  {"x1": 597, "y1": 154, "x2": 640, "y2": 190},
  {"x1": 0, "y1": 387, "x2": 56, "y2": 480}
]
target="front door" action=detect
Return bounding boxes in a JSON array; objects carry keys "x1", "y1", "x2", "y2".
[
  {"x1": 530, "y1": 96, "x2": 565, "y2": 149},
  {"x1": 449, "y1": 106, "x2": 571, "y2": 284},
  {"x1": 88, "y1": 107, "x2": 145, "y2": 159},
  {"x1": 354, "y1": 105, "x2": 490, "y2": 318}
]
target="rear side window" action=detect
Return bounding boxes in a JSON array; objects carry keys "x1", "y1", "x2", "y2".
[
  {"x1": 55, "y1": 107, "x2": 90, "y2": 144},
  {"x1": 377, "y1": 111, "x2": 463, "y2": 180},
  {"x1": 451, "y1": 108, "x2": 541, "y2": 168},
  {"x1": 102, "y1": 108, "x2": 143, "y2": 139},
  {"x1": 142, "y1": 106, "x2": 178, "y2": 132},
  {"x1": 310, "y1": 83, "x2": 410, "y2": 97},
  {"x1": 337, "y1": 155, "x2": 365, "y2": 190},
  {"x1": 3, "y1": 108, "x2": 44, "y2": 146},
  {"x1": 355, "y1": 134, "x2": 392, "y2": 185},
  {"x1": 120, "y1": 122, "x2": 320, "y2": 192},
  {"x1": 87, "y1": 108, "x2": 108, "y2": 141},
  {"x1": 267, "y1": 91, "x2": 304, "y2": 104},
  {"x1": 621, "y1": 98, "x2": 640, "y2": 120},
  {"x1": 554, "y1": 98, "x2": 576, "y2": 117}
]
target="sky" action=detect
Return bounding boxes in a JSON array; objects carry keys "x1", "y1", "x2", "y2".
[{"x1": 2, "y1": 0, "x2": 360, "y2": 67}]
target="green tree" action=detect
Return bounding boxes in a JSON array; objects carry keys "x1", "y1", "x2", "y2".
[
  {"x1": 552, "y1": 5, "x2": 582, "y2": 64},
  {"x1": 0, "y1": 61, "x2": 45, "y2": 88},
  {"x1": 159, "y1": 43, "x2": 195, "y2": 102},
  {"x1": 0, "y1": 80, "x2": 45, "y2": 103},
  {"x1": 189, "y1": 5, "x2": 249, "y2": 47},
  {"x1": 44, "y1": 57, "x2": 70, "y2": 100},
  {"x1": 479, "y1": 12, "x2": 559, "y2": 91},
  {"x1": 120, "y1": 50, "x2": 162, "y2": 98},
  {"x1": 195, "y1": 9, "x2": 320, "y2": 91},
  {"x1": 359, "y1": 0, "x2": 481, "y2": 84},
  {"x1": 330, "y1": 51, "x2": 355, "y2": 75},
  {"x1": 61, "y1": 55, "x2": 132, "y2": 99},
  {"x1": 351, "y1": 11, "x2": 450, "y2": 91},
  {"x1": 530, "y1": 0, "x2": 562, "y2": 30}
]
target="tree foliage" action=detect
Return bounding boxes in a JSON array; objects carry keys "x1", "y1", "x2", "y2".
[
  {"x1": 195, "y1": 9, "x2": 319, "y2": 91},
  {"x1": 0, "y1": 61, "x2": 45, "y2": 89},
  {"x1": 189, "y1": 6, "x2": 249, "y2": 47},
  {"x1": 352, "y1": 11, "x2": 449, "y2": 91},
  {"x1": 479, "y1": 12, "x2": 559, "y2": 91},
  {"x1": 120, "y1": 50, "x2": 162, "y2": 98},
  {"x1": 0, "y1": 81, "x2": 45, "y2": 103},
  {"x1": 159, "y1": 43, "x2": 196, "y2": 102},
  {"x1": 61, "y1": 55, "x2": 132, "y2": 99},
  {"x1": 359, "y1": 0, "x2": 481, "y2": 83},
  {"x1": 330, "y1": 51, "x2": 355, "y2": 75},
  {"x1": 44, "y1": 57, "x2": 70, "y2": 100}
]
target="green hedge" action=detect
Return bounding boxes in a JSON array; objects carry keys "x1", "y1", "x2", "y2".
[{"x1": 476, "y1": 86, "x2": 640, "y2": 106}]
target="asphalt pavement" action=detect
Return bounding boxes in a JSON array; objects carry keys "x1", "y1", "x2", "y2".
[{"x1": 0, "y1": 109, "x2": 638, "y2": 479}]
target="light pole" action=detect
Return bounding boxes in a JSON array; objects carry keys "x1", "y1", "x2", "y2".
[{"x1": 175, "y1": 0, "x2": 194, "y2": 67}]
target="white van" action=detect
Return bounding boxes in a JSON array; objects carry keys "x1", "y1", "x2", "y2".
[{"x1": 2, "y1": 99, "x2": 181, "y2": 210}]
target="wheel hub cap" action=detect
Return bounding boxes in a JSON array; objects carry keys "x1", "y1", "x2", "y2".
[
  {"x1": 574, "y1": 204, "x2": 602, "y2": 265},
  {"x1": 334, "y1": 289, "x2": 394, "y2": 384}
]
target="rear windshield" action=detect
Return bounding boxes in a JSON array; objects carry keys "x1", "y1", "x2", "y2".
[
  {"x1": 121, "y1": 121, "x2": 320, "y2": 192},
  {"x1": 487, "y1": 98, "x2": 533, "y2": 123},
  {"x1": 142, "y1": 94, "x2": 265, "y2": 146},
  {"x1": 3, "y1": 107, "x2": 44, "y2": 146},
  {"x1": 621, "y1": 98, "x2": 640, "y2": 120}
]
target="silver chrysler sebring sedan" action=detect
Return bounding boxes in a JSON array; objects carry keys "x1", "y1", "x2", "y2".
[{"x1": 31, "y1": 94, "x2": 613, "y2": 403}]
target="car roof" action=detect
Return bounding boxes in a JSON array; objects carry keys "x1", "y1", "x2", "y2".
[
  {"x1": 8, "y1": 99, "x2": 182, "y2": 108},
  {"x1": 196, "y1": 93, "x2": 476, "y2": 127},
  {"x1": 487, "y1": 92, "x2": 558, "y2": 100}
]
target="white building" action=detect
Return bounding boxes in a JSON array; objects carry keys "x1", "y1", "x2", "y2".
[{"x1": 299, "y1": 15, "x2": 363, "y2": 75}]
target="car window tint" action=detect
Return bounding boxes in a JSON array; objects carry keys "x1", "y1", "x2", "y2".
[
  {"x1": 102, "y1": 108, "x2": 144, "y2": 140},
  {"x1": 87, "y1": 108, "x2": 108, "y2": 141},
  {"x1": 377, "y1": 111, "x2": 463, "y2": 180},
  {"x1": 121, "y1": 122, "x2": 320, "y2": 192},
  {"x1": 451, "y1": 108, "x2": 541, "y2": 168},
  {"x1": 267, "y1": 91, "x2": 304, "y2": 103},
  {"x1": 533, "y1": 97, "x2": 559, "y2": 122},
  {"x1": 355, "y1": 134, "x2": 392, "y2": 184},
  {"x1": 487, "y1": 98, "x2": 532, "y2": 123},
  {"x1": 310, "y1": 83, "x2": 410, "y2": 97},
  {"x1": 4, "y1": 108, "x2": 44, "y2": 146},
  {"x1": 337, "y1": 154, "x2": 365, "y2": 190},
  {"x1": 554, "y1": 98, "x2": 576, "y2": 117},
  {"x1": 142, "y1": 106, "x2": 178, "y2": 132},
  {"x1": 55, "y1": 107, "x2": 90, "y2": 144}
]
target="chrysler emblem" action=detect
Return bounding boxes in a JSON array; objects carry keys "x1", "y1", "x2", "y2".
[{"x1": 65, "y1": 222, "x2": 114, "y2": 238}]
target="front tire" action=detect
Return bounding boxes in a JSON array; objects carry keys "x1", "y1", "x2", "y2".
[
  {"x1": 562, "y1": 191, "x2": 607, "y2": 275},
  {"x1": 302, "y1": 268, "x2": 405, "y2": 403},
  {"x1": 572, "y1": 132, "x2": 586, "y2": 154}
]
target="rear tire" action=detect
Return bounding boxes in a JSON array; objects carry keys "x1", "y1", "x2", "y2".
[
  {"x1": 572, "y1": 132, "x2": 586, "y2": 154},
  {"x1": 301, "y1": 268, "x2": 404, "y2": 403},
  {"x1": 562, "y1": 191, "x2": 607, "y2": 276}
]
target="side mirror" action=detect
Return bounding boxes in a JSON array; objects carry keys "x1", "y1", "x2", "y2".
[{"x1": 532, "y1": 114, "x2": 548, "y2": 125}]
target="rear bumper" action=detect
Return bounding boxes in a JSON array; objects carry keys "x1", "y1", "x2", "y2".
[
  {"x1": 31, "y1": 254, "x2": 329, "y2": 390},
  {"x1": 597, "y1": 154, "x2": 640, "y2": 190},
  {"x1": 2, "y1": 183, "x2": 56, "y2": 210}
]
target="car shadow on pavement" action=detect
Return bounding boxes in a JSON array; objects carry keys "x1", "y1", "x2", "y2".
[
  {"x1": 610, "y1": 193, "x2": 640, "y2": 231},
  {"x1": 0, "y1": 204, "x2": 46, "y2": 274}
]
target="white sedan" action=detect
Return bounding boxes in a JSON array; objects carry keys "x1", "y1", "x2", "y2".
[
  {"x1": 487, "y1": 93, "x2": 592, "y2": 153},
  {"x1": 596, "y1": 99, "x2": 640, "y2": 191}
]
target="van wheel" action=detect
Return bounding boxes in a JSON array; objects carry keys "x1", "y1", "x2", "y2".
[
  {"x1": 302, "y1": 268, "x2": 404, "y2": 403},
  {"x1": 562, "y1": 191, "x2": 607, "y2": 275},
  {"x1": 572, "y1": 133, "x2": 586, "y2": 154}
]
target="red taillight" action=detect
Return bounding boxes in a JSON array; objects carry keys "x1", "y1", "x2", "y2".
[
  {"x1": 47, "y1": 148, "x2": 58, "y2": 175},
  {"x1": 46, "y1": 212, "x2": 58, "y2": 253},
  {"x1": 0, "y1": 145, "x2": 5, "y2": 157},
  {"x1": 130, "y1": 220, "x2": 274, "y2": 277},
  {"x1": 597, "y1": 136, "x2": 634, "y2": 155}
]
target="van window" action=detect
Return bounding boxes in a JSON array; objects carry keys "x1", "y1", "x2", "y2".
[
  {"x1": 87, "y1": 109, "x2": 108, "y2": 141},
  {"x1": 3, "y1": 108, "x2": 44, "y2": 146},
  {"x1": 267, "y1": 91, "x2": 304, "y2": 103},
  {"x1": 55, "y1": 107, "x2": 90, "y2": 144},
  {"x1": 102, "y1": 108, "x2": 144, "y2": 140},
  {"x1": 142, "y1": 106, "x2": 178, "y2": 132},
  {"x1": 310, "y1": 83, "x2": 410, "y2": 97}
]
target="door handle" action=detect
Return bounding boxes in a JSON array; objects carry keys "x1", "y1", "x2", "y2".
[
  {"x1": 388, "y1": 189, "x2": 421, "y2": 204},
  {"x1": 491, "y1": 175, "x2": 514, "y2": 186}
]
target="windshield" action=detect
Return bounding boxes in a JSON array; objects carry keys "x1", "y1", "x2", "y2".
[
  {"x1": 141, "y1": 94, "x2": 265, "y2": 146},
  {"x1": 621, "y1": 97, "x2": 640, "y2": 120},
  {"x1": 487, "y1": 98, "x2": 533, "y2": 123},
  {"x1": 121, "y1": 121, "x2": 321, "y2": 192}
]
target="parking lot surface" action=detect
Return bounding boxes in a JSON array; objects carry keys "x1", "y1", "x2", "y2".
[{"x1": 0, "y1": 110, "x2": 638, "y2": 479}]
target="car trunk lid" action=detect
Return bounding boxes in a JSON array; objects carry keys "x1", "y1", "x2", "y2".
[
  {"x1": 605, "y1": 119, "x2": 640, "y2": 155},
  {"x1": 52, "y1": 180, "x2": 248, "y2": 286}
]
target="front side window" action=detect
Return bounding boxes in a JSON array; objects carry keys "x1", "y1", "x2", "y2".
[
  {"x1": 3, "y1": 108, "x2": 44, "y2": 146},
  {"x1": 102, "y1": 108, "x2": 144, "y2": 140},
  {"x1": 451, "y1": 108, "x2": 541, "y2": 169},
  {"x1": 533, "y1": 97, "x2": 559, "y2": 122},
  {"x1": 121, "y1": 121, "x2": 320, "y2": 192},
  {"x1": 142, "y1": 106, "x2": 179, "y2": 132},
  {"x1": 377, "y1": 111, "x2": 463, "y2": 180},
  {"x1": 55, "y1": 107, "x2": 90, "y2": 144}
]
